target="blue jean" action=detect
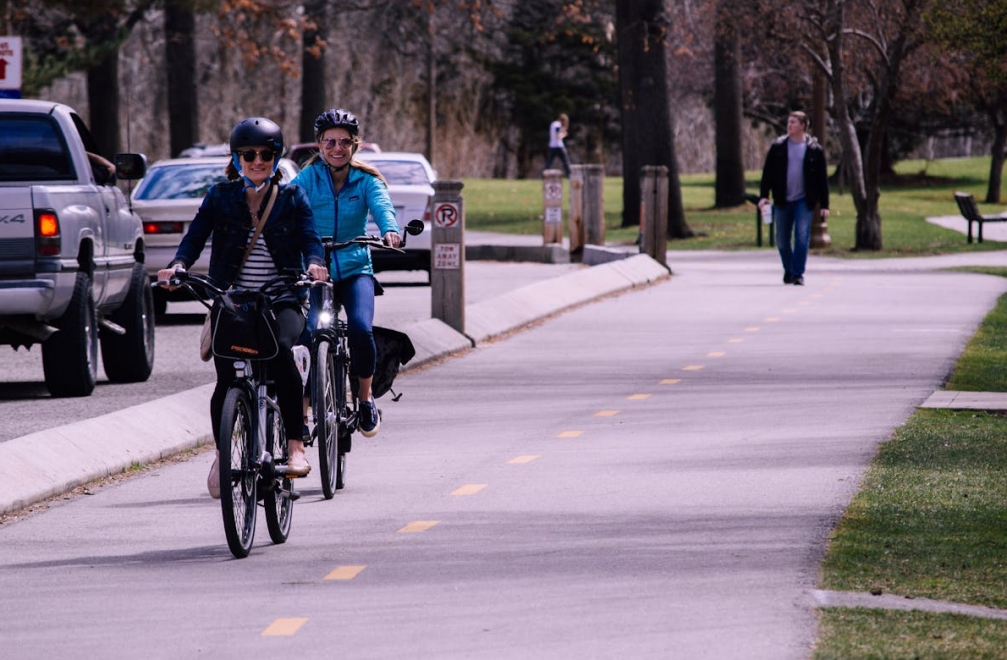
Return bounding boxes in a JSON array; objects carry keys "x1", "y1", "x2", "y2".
[
  {"x1": 774, "y1": 198, "x2": 813, "y2": 278},
  {"x1": 304, "y1": 274, "x2": 377, "y2": 380}
]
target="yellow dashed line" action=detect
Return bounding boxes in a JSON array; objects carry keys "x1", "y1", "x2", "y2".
[
  {"x1": 556, "y1": 430, "x2": 583, "y2": 438},
  {"x1": 783, "y1": 308, "x2": 796, "y2": 313},
  {"x1": 262, "y1": 618, "x2": 308, "y2": 636},
  {"x1": 398, "y1": 521, "x2": 439, "y2": 533},
  {"x1": 627, "y1": 393, "x2": 652, "y2": 400},
  {"x1": 744, "y1": 326, "x2": 760, "y2": 332},
  {"x1": 660, "y1": 378, "x2": 681, "y2": 385},
  {"x1": 595, "y1": 410, "x2": 620, "y2": 417},
  {"x1": 812, "y1": 293, "x2": 823, "y2": 298},
  {"x1": 682, "y1": 365, "x2": 704, "y2": 371},
  {"x1": 325, "y1": 565, "x2": 366, "y2": 581},
  {"x1": 764, "y1": 317, "x2": 780, "y2": 322},
  {"x1": 452, "y1": 484, "x2": 487, "y2": 496},
  {"x1": 799, "y1": 300, "x2": 810, "y2": 306},
  {"x1": 508, "y1": 455, "x2": 541, "y2": 464},
  {"x1": 707, "y1": 351, "x2": 725, "y2": 357},
  {"x1": 727, "y1": 338, "x2": 743, "y2": 343}
]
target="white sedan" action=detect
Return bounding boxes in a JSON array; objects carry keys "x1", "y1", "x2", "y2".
[
  {"x1": 354, "y1": 151, "x2": 436, "y2": 274},
  {"x1": 131, "y1": 156, "x2": 300, "y2": 313}
]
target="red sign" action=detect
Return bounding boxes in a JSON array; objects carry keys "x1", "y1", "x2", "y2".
[{"x1": 434, "y1": 202, "x2": 459, "y2": 228}]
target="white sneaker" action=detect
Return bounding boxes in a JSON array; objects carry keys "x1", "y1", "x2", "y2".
[{"x1": 207, "y1": 450, "x2": 220, "y2": 499}]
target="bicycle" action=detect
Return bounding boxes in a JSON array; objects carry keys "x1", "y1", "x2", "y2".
[
  {"x1": 305, "y1": 220, "x2": 424, "y2": 499},
  {"x1": 155, "y1": 270, "x2": 307, "y2": 558}
]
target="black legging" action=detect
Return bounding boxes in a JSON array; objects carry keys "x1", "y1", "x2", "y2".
[{"x1": 210, "y1": 305, "x2": 306, "y2": 443}]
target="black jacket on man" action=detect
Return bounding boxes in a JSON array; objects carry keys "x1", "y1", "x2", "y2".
[{"x1": 759, "y1": 135, "x2": 830, "y2": 211}]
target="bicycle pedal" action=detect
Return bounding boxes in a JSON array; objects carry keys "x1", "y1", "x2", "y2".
[{"x1": 289, "y1": 489, "x2": 301, "y2": 501}]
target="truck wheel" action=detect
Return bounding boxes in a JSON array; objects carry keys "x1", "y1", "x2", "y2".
[
  {"x1": 43, "y1": 272, "x2": 98, "y2": 397},
  {"x1": 101, "y1": 263, "x2": 156, "y2": 383}
]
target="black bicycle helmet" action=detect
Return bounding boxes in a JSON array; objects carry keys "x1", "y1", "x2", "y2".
[
  {"x1": 313, "y1": 108, "x2": 360, "y2": 138},
  {"x1": 229, "y1": 117, "x2": 284, "y2": 154}
]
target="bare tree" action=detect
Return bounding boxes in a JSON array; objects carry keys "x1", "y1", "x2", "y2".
[
  {"x1": 713, "y1": 0, "x2": 746, "y2": 207},
  {"x1": 799, "y1": 0, "x2": 930, "y2": 250},
  {"x1": 166, "y1": 0, "x2": 198, "y2": 157},
  {"x1": 616, "y1": 0, "x2": 691, "y2": 238}
]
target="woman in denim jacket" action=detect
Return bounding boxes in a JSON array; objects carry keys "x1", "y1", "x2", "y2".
[
  {"x1": 292, "y1": 108, "x2": 400, "y2": 438},
  {"x1": 159, "y1": 117, "x2": 327, "y2": 496}
]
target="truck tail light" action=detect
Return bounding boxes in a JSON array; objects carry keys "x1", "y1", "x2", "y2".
[{"x1": 35, "y1": 210, "x2": 61, "y2": 257}]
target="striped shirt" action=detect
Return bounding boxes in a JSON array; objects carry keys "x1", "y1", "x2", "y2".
[{"x1": 234, "y1": 227, "x2": 296, "y2": 305}]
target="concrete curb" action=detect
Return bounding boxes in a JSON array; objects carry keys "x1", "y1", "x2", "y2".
[
  {"x1": 0, "y1": 384, "x2": 215, "y2": 515},
  {"x1": 813, "y1": 589, "x2": 1007, "y2": 622},
  {"x1": 0, "y1": 253, "x2": 670, "y2": 516}
]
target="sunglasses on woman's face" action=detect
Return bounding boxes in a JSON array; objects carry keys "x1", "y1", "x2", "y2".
[
  {"x1": 321, "y1": 137, "x2": 354, "y2": 150},
  {"x1": 238, "y1": 149, "x2": 276, "y2": 163}
]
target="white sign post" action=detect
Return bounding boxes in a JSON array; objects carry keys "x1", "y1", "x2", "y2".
[{"x1": 0, "y1": 37, "x2": 23, "y2": 99}]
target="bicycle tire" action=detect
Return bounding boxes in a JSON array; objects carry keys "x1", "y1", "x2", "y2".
[
  {"x1": 264, "y1": 406, "x2": 293, "y2": 544},
  {"x1": 334, "y1": 340, "x2": 353, "y2": 491},
  {"x1": 314, "y1": 339, "x2": 339, "y2": 499},
  {"x1": 219, "y1": 387, "x2": 257, "y2": 558}
]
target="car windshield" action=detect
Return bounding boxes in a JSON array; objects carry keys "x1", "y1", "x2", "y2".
[
  {"x1": 134, "y1": 163, "x2": 228, "y2": 200},
  {"x1": 367, "y1": 161, "x2": 431, "y2": 186}
]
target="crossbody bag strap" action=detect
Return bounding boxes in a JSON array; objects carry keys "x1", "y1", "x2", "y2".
[{"x1": 238, "y1": 184, "x2": 279, "y2": 270}]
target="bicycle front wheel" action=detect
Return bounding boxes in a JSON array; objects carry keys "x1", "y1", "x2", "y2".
[
  {"x1": 333, "y1": 342, "x2": 353, "y2": 491},
  {"x1": 314, "y1": 339, "x2": 339, "y2": 499},
  {"x1": 219, "y1": 387, "x2": 257, "y2": 558},
  {"x1": 264, "y1": 406, "x2": 293, "y2": 544}
]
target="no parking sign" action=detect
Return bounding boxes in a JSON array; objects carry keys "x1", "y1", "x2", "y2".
[{"x1": 434, "y1": 202, "x2": 459, "y2": 228}]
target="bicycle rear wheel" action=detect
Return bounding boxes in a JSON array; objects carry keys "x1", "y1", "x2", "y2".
[
  {"x1": 314, "y1": 339, "x2": 339, "y2": 499},
  {"x1": 264, "y1": 406, "x2": 293, "y2": 544},
  {"x1": 219, "y1": 387, "x2": 257, "y2": 558}
]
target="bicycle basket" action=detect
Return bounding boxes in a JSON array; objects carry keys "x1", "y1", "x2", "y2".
[{"x1": 211, "y1": 290, "x2": 280, "y2": 361}]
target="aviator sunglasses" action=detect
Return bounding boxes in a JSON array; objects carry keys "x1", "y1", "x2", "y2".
[
  {"x1": 238, "y1": 149, "x2": 276, "y2": 163},
  {"x1": 321, "y1": 137, "x2": 355, "y2": 150}
]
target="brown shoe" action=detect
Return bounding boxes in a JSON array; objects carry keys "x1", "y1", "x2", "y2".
[{"x1": 286, "y1": 447, "x2": 311, "y2": 477}]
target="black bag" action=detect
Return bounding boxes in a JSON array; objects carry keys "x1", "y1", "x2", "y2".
[{"x1": 210, "y1": 290, "x2": 280, "y2": 361}]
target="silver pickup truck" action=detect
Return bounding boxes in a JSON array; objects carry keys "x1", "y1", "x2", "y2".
[{"x1": 0, "y1": 99, "x2": 155, "y2": 397}]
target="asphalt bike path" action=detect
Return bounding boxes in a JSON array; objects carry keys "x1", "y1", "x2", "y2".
[{"x1": 1, "y1": 246, "x2": 1005, "y2": 658}]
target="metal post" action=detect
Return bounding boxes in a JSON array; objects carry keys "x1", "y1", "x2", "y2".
[
  {"x1": 542, "y1": 169, "x2": 563, "y2": 244},
  {"x1": 568, "y1": 165, "x2": 585, "y2": 261},
  {"x1": 640, "y1": 165, "x2": 668, "y2": 266},
  {"x1": 430, "y1": 180, "x2": 465, "y2": 334},
  {"x1": 582, "y1": 164, "x2": 605, "y2": 246},
  {"x1": 810, "y1": 208, "x2": 832, "y2": 249}
]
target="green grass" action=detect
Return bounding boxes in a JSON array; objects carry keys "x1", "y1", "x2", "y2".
[
  {"x1": 816, "y1": 609, "x2": 1007, "y2": 659},
  {"x1": 814, "y1": 281, "x2": 1007, "y2": 657},
  {"x1": 461, "y1": 156, "x2": 1007, "y2": 256}
]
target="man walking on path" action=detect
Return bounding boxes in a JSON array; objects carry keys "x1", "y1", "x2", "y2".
[{"x1": 759, "y1": 111, "x2": 830, "y2": 286}]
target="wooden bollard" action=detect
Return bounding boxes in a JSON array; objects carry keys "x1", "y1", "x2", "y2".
[
  {"x1": 640, "y1": 165, "x2": 668, "y2": 266},
  {"x1": 582, "y1": 164, "x2": 605, "y2": 246},
  {"x1": 542, "y1": 169, "x2": 563, "y2": 244},
  {"x1": 430, "y1": 180, "x2": 465, "y2": 334}
]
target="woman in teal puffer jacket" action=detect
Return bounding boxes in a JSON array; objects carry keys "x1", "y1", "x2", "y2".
[{"x1": 291, "y1": 109, "x2": 400, "y2": 438}]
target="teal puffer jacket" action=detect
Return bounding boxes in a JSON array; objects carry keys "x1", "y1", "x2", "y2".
[{"x1": 291, "y1": 161, "x2": 399, "y2": 281}]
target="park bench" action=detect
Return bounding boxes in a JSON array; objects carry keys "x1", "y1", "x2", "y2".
[{"x1": 953, "y1": 192, "x2": 1007, "y2": 243}]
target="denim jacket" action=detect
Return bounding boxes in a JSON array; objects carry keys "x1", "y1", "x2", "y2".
[
  {"x1": 169, "y1": 180, "x2": 324, "y2": 290},
  {"x1": 291, "y1": 161, "x2": 399, "y2": 282}
]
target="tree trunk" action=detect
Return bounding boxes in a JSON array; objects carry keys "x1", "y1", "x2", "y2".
[
  {"x1": 986, "y1": 106, "x2": 1006, "y2": 204},
  {"x1": 166, "y1": 1, "x2": 198, "y2": 157},
  {"x1": 300, "y1": 0, "x2": 328, "y2": 143},
  {"x1": 615, "y1": 0, "x2": 691, "y2": 237},
  {"x1": 87, "y1": 51, "x2": 119, "y2": 158},
  {"x1": 713, "y1": 2, "x2": 745, "y2": 208}
]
